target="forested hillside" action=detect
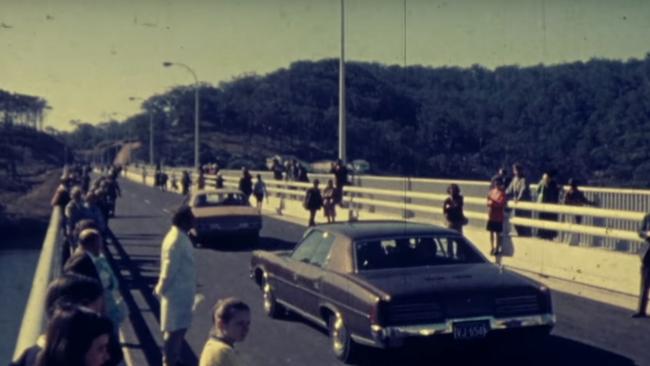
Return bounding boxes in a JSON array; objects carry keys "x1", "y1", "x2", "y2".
[{"x1": 63, "y1": 55, "x2": 650, "y2": 187}]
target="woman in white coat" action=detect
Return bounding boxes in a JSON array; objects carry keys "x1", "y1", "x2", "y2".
[{"x1": 155, "y1": 206, "x2": 197, "y2": 366}]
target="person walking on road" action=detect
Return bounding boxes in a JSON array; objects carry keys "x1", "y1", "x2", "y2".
[
  {"x1": 199, "y1": 298, "x2": 251, "y2": 366},
  {"x1": 634, "y1": 213, "x2": 650, "y2": 318},
  {"x1": 331, "y1": 159, "x2": 349, "y2": 205},
  {"x1": 181, "y1": 171, "x2": 191, "y2": 195},
  {"x1": 322, "y1": 179, "x2": 337, "y2": 223},
  {"x1": 239, "y1": 168, "x2": 253, "y2": 202},
  {"x1": 487, "y1": 181, "x2": 507, "y2": 256},
  {"x1": 155, "y1": 207, "x2": 197, "y2": 366},
  {"x1": 443, "y1": 184, "x2": 466, "y2": 234},
  {"x1": 253, "y1": 174, "x2": 268, "y2": 211},
  {"x1": 304, "y1": 179, "x2": 323, "y2": 227}
]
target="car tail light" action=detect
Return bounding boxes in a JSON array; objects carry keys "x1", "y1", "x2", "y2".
[{"x1": 370, "y1": 300, "x2": 385, "y2": 326}]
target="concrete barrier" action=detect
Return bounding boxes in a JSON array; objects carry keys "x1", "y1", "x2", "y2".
[{"x1": 12, "y1": 207, "x2": 64, "y2": 361}]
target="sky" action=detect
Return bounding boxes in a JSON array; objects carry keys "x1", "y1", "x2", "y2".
[{"x1": 1, "y1": 0, "x2": 649, "y2": 131}]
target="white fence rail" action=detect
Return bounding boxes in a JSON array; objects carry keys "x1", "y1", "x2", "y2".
[{"x1": 138, "y1": 165, "x2": 648, "y2": 254}]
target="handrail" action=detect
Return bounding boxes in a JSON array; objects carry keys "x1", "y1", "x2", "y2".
[
  {"x1": 149, "y1": 167, "x2": 649, "y2": 249},
  {"x1": 13, "y1": 206, "x2": 63, "y2": 361}
]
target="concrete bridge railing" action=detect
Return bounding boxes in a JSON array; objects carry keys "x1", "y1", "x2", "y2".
[{"x1": 12, "y1": 206, "x2": 64, "y2": 361}]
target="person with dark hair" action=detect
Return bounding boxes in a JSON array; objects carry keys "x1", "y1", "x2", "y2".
[
  {"x1": 634, "y1": 213, "x2": 650, "y2": 318},
  {"x1": 270, "y1": 158, "x2": 284, "y2": 181},
  {"x1": 490, "y1": 167, "x2": 511, "y2": 189},
  {"x1": 199, "y1": 298, "x2": 251, "y2": 366},
  {"x1": 331, "y1": 159, "x2": 349, "y2": 205},
  {"x1": 238, "y1": 168, "x2": 253, "y2": 202},
  {"x1": 563, "y1": 178, "x2": 595, "y2": 224},
  {"x1": 181, "y1": 171, "x2": 191, "y2": 195},
  {"x1": 11, "y1": 275, "x2": 109, "y2": 366},
  {"x1": 253, "y1": 174, "x2": 268, "y2": 210},
  {"x1": 322, "y1": 179, "x2": 337, "y2": 223},
  {"x1": 155, "y1": 206, "x2": 197, "y2": 366},
  {"x1": 303, "y1": 179, "x2": 323, "y2": 227},
  {"x1": 215, "y1": 173, "x2": 225, "y2": 189},
  {"x1": 443, "y1": 184, "x2": 466, "y2": 233},
  {"x1": 64, "y1": 229, "x2": 126, "y2": 333},
  {"x1": 65, "y1": 186, "x2": 90, "y2": 239},
  {"x1": 487, "y1": 181, "x2": 507, "y2": 256},
  {"x1": 506, "y1": 163, "x2": 532, "y2": 237},
  {"x1": 84, "y1": 192, "x2": 107, "y2": 235},
  {"x1": 536, "y1": 171, "x2": 561, "y2": 240},
  {"x1": 36, "y1": 306, "x2": 113, "y2": 366},
  {"x1": 198, "y1": 168, "x2": 206, "y2": 190}
]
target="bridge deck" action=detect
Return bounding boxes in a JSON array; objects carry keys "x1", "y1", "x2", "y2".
[{"x1": 106, "y1": 177, "x2": 650, "y2": 366}]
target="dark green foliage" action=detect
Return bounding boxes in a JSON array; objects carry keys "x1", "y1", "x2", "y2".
[{"x1": 64, "y1": 55, "x2": 650, "y2": 187}]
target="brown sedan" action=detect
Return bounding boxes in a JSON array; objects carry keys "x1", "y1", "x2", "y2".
[
  {"x1": 184, "y1": 188, "x2": 262, "y2": 246},
  {"x1": 251, "y1": 221, "x2": 555, "y2": 363}
]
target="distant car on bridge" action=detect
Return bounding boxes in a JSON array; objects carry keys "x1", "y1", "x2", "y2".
[
  {"x1": 183, "y1": 188, "x2": 262, "y2": 246},
  {"x1": 250, "y1": 221, "x2": 554, "y2": 363}
]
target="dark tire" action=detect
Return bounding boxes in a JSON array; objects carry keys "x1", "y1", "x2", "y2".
[
  {"x1": 329, "y1": 313, "x2": 360, "y2": 364},
  {"x1": 262, "y1": 277, "x2": 284, "y2": 318}
]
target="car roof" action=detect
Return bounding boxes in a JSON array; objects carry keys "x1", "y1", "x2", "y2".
[{"x1": 316, "y1": 220, "x2": 459, "y2": 240}]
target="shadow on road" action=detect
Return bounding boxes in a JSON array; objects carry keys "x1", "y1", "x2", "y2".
[
  {"x1": 105, "y1": 229, "x2": 198, "y2": 366},
  {"x1": 351, "y1": 334, "x2": 635, "y2": 366},
  {"x1": 271, "y1": 311, "x2": 635, "y2": 366}
]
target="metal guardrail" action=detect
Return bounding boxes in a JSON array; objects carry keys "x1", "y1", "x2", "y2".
[
  {"x1": 139, "y1": 165, "x2": 648, "y2": 253},
  {"x1": 12, "y1": 206, "x2": 64, "y2": 361}
]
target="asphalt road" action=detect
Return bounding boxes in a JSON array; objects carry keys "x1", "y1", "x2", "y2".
[{"x1": 106, "y1": 177, "x2": 650, "y2": 366}]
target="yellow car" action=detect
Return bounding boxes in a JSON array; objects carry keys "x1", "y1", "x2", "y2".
[{"x1": 184, "y1": 189, "x2": 262, "y2": 246}]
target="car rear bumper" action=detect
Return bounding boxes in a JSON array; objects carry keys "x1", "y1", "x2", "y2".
[{"x1": 360, "y1": 313, "x2": 555, "y2": 348}]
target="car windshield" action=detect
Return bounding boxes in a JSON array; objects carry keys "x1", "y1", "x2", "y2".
[
  {"x1": 195, "y1": 192, "x2": 249, "y2": 207},
  {"x1": 354, "y1": 235, "x2": 485, "y2": 271}
]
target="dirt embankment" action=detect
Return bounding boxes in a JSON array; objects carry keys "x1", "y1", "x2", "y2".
[{"x1": 0, "y1": 169, "x2": 61, "y2": 239}]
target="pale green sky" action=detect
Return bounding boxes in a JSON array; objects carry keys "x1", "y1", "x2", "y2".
[{"x1": 1, "y1": 0, "x2": 649, "y2": 130}]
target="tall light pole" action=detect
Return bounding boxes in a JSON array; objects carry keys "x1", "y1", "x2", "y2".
[
  {"x1": 129, "y1": 96, "x2": 154, "y2": 166},
  {"x1": 163, "y1": 61, "x2": 200, "y2": 172},
  {"x1": 339, "y1": 0, "x2": 347, "y2": 163}
]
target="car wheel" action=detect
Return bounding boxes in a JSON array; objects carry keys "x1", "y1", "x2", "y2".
[
  {"x1": 262, "y1": 277, "x2": 284, "y2": 318},
  {"x1": 329, "y1": 313, "x2": 359, "y2": 364}
]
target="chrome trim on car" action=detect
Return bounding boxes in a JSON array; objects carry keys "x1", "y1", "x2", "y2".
[
  {"x1": 375, "y1": 313, "x2": 555, "y2": 339},
  {"x1": 277, "y1": 299, "x2": 328, "y2": 328}
]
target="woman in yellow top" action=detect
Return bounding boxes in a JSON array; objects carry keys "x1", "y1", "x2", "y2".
[{"x1": 199, "y1": 297, "x2": 251, "y2": 366}]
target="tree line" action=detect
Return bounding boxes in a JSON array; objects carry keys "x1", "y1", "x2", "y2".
[{"x1": 62, "y1": 54, "x2": 650, "y2": 187}]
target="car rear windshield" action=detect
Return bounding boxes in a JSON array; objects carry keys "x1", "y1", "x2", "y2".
[
  {"x1": 354, "y1": 235, "x2": 485, "y2": 271},
  {"x1": 196, "y1": 193, "x2": 249, "y2": 207}
]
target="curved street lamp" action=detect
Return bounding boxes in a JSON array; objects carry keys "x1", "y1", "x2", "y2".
[{"x1": 162, "y1": 61, "x2": 200, "y2": 171}]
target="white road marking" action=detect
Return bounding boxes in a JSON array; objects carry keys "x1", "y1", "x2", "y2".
[
  {"x1": 144, "y1": 199, "x2": 150, "y2": 205},
  {"x1": 162, "y1": 208, "x2": 170, "y2": 214}
]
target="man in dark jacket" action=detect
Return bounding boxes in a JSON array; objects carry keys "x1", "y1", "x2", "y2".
[
  {"x1": 634, "y1": 213, "x2": 650, "y2": 318},
  {"x1": 304, "y1": 179, "x2": 323, "y2": 227},
  {"x1": 239, "y1": 167, "x2": 253, "y2": 200}
]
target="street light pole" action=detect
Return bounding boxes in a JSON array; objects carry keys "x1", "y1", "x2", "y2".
[
  {"x1": 149, "y1": 112, "x2": 154, "y2": 166},
  {"x1": 163, "y1": 61, "x2": 200, "y2": 172},
  {"x1": 339, "y1": 0, "x2": 347, "y2": 163}
]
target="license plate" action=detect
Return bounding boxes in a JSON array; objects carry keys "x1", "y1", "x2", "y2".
[{"x1": 452, "y1": 321, "x2": 489, "y2": 340}]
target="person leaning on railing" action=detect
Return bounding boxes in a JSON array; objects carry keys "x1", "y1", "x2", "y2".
[{"x1": 633, "y1": 213, "x2": 650, "y2": 318}]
